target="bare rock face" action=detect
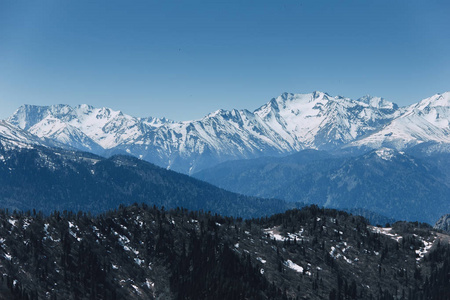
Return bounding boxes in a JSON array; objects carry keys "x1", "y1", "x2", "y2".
[{"x1": 434, "y1": 214, "x2": 450, "y2": 233}]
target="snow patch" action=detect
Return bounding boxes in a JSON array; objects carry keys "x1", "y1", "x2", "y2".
[
  {"x1": 256, "y1": 257, "x2": 266, "y2": 264},
  {"x1": 415, "y1": 236, "x2": 436, "y2": 260},
  {"x1": 330, "y1": 246, "x2": 353, "y2": 264},
  {"x1": 8, "y1": 219, "x2": 17, "y2": 227},
  {"x1": 375, "y1": 148, "x2": 396, "y2": 160},
  {"x1": 284, "y1": 259, "x2": 304, "y2": 273},
  {"x1": 135, "y1": 258, "x2": 144, "y2": 266},
  {"x1": 131, "y1": 284, "x2": 142, "y2": 295},
  {"x1": 264, "y1": 226, "x2": 305, "y2": 242},
  {"x1": 145, "y1": 279, "x2": 154, "y2": 289},
  {"x1": 368, "y1": 226, "x2": 402, "y2": 242}
]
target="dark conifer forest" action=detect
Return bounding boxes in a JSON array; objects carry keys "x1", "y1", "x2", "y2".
[{"x1": 0, "y1": 204, "x2": 448, "y2": 299}]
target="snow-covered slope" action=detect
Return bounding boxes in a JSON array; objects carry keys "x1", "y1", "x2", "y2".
[
  {"x1": 7, "y1": 91, "x2": 450, "y2": 174},
  {"x1": 254, "y1": 92, "x2": 397, "y2": 150},
  {"x1": 0, "y1": 120, "x2": 53, "y2": 150},
  {"x1": 349, "y1": 92, "x2": 450, "y2": 149},
  {"x1": 9, "y1": 104, "x2": 154, "y2": 151},
  {"x1": 28, "y1": 116, "x2": 103, "y2": 153}
]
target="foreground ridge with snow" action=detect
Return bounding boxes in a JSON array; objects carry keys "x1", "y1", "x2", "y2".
[
  {"x1": 0, "y1": 204, "x2": 448, "y2": 299},
  {"x1": 6, "y1": 91, "x2": 450, "y2": 173}
]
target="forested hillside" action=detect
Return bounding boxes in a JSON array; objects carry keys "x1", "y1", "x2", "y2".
[
  {"x1": 0, "y1": 146, "x2": 299, "y2": 218},
  {"x1": 194, "y1": 149, "x2": 450, "y2": 224},
  {"x1": 0, "y1": 205, "x2": 448, "y2": 299}
]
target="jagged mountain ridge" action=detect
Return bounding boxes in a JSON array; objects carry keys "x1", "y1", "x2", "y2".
[
  {"x1": 0, "y1": 120, "x2": 69, "y2": 152},
  {"x1": 8, "y1": 91, "x2": 406, "y2": 173},
  {"x1": 349, "y1": 92, "x2": 450, "y2": 149}
]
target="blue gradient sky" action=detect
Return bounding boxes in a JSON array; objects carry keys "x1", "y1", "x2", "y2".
[{"x1": 0, "y1": 0, "x2": 449, "y2": 121}]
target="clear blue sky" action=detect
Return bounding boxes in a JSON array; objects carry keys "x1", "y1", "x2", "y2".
[{"x1": 0, "y1": 0, "x2": 449, "y2": 121}]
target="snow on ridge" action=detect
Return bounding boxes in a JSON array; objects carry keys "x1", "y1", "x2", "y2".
[
  {"x1": 6, "y1": 92, "x2": 398, "y2": 160},
  {"x1": 0, "y1": 120, "x2": 52, "y2": 150},
  {"x1": 357, "y1": 95, "x2": 395, "y2": 110},
  {"x1": 253, "y1": 91, "x2": 398, "y2": 150},
  {"x1": 414, "y1": 92, "x2": 450, "y2": 110},
  {"x1": 5, "y1": 91, "x2": 450, "y2": 174},
  {"x1": 350, "y1": 92, "x2": 450, "y2": 150}
]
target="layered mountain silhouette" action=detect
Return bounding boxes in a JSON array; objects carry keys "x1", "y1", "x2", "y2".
[{"x1": 8, "y1": 91, "x2": 450, "y2": 174}]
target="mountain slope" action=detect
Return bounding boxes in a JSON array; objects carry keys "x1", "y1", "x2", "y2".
[
  {"x1": 8, "y1": 104, "x2": 153, "y2": 151},
  {"x1": 0, "y1": 120, "x2": 68, "y2": 151},
  {"x1": 254, "y1": 92, "x2": 397, "y2": 150},
  {"x1": 194, "y1": 149, "x2": 450, "y2": 224},
  {"x1": 0, "y1": 143, "x2": 299, "y2": 218},
  {"x1": 435, "y1": 214, "x2": 450, "y2": 233},
  {"x1": 349, "y1": 92, "x2": 450, "y2": 150},
  {"x1": 28, "y1": 115, "x2": 104, "y2": 153}
]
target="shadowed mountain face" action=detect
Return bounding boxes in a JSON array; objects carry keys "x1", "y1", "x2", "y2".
[
  {"x1": 194, "y1": 149, "x2": 450, "y2": 224},
  {"x1": 0, "y1": 143, "x2": 300, "y2": 218},
  {"x1": 435, "y1": 214, "x2": 450, "y2": 233}
]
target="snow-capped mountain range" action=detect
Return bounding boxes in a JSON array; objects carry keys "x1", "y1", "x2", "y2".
[
  {"x1": 0, "y1": 119, "x2": 67, "y2": 151},
  {"x1": 3, "y1": 91, "x2": 450, "y2": 173}
]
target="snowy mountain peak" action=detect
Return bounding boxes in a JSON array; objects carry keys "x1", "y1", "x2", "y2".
[
  {"x1": 9, "y1": 104, "x2": 53, "y2": 130},
  {"x1": 357, "y1": 95, "x2": 396, "y2": 110},
  {"x1": 74, "y1": 104, "x2": 94, "y2": 114},
  {"x1": 312, "y1": 90, "x2": 331, "y2": 100},
  {"x1": 8, "y1": 104, "x2": 148, "y2": 150},
  {"x1": 140, "y1": 116, "x2": 173, "y2": 128},
  {"x1": 6, "y1": 91, "x2": 450, "y2": 174},
  {"x1": 414, "y1": 92, "x2": 450, "y2": 110},
  {"x1": 206, "y1": 109, "x2": 226, "y2": 119},
  {"x1": 252, "y1": 92, "x2": 399, "y2": 152},
  {"x1": 349, "y1": 92, "x2": 450, "y2": 151},
  {"x1": 258, "y1": 92, "x2": 326, "y2": 117}
]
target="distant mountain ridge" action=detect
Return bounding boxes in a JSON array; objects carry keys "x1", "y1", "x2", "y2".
[
  {"x1": 6, "y1": 91, "x2": 450, "y2": 173},
  {"x1": 435, "y1": 214, "x2": 450, "y2": 233},
  {"x1": 194, "y1": 148, "x2": 450, "y2": 224},
  {"x1": 0, "y1": 140, "x2": 299, "y2": 218},
  {"x1": 0, "y1": 119, "x2": 399, "y2": 226}
]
